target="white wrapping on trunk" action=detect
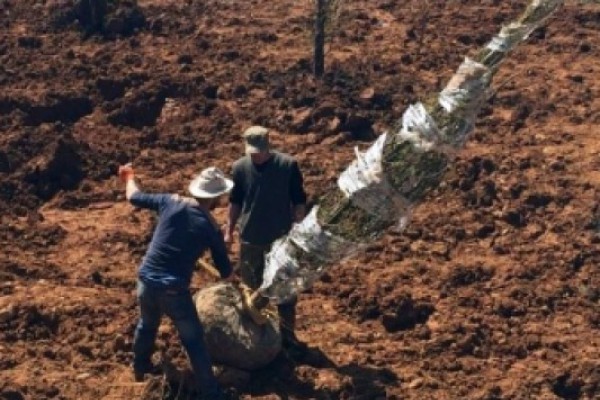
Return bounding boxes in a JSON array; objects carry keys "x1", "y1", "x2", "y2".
[
  {"x1": 261, "y1": 207, "x2": 357, "y2": 303},
  {"x1": 258, "y1": 0, "x2": 563, "y2": 304},
  {"x1": 437, "y1": 57, "x2": 491, "y2": 147},
  {"x1": 438, "y1": 58, "x2": 490, "y2": 114},
  {"x1": 486, "y1": 22, "x2": 537, "y2": 53},
  {"x1": 486, "y1": 0, "x2": 563, "y2": 53},
  {"x1": 399, "y1": 103, "x2": 442, "y2": 150},
  {"x1": 338, "y1": 133, "x2": 386, "y2": 196},
  {"x1": 338, "y1": 133, "x2": 413, "y2": 223}
]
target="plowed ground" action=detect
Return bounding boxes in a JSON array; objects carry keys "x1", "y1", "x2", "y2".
[{"x1": 0, "y1": 1, "x2": 599, "y2": 399}]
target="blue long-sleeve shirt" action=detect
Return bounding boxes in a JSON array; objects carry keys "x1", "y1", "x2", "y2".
[{"x1": 130, "y1": 192, "x2": 232, "y2": 290}]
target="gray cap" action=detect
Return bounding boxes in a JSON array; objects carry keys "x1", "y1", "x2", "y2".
[{"x1": 243, "y1": 125, "x2": 269, "y2": 154}]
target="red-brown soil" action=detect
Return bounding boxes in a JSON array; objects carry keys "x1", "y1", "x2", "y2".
[{"x1": 1, "y1": 1, "x2": 599, "y2": 399}]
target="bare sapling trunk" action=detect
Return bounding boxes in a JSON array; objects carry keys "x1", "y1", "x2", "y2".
[{"x1": 314, "y1": 0, "x2": 326, "y2": 77}]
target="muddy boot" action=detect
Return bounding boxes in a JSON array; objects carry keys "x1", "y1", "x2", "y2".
[{"x1": 278, "y1": 303, "x2": 307, "y2": 355}]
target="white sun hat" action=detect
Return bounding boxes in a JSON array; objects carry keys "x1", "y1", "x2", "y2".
[{"x1": 188, "y1": 167, "x2": 234, "y2": 198}]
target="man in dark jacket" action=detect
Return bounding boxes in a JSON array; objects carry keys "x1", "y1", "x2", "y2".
[
  {"x1": 119, "y1": 164, "x2": 234, "y2": 399},
  {"x1": 224, "y1": 126, "x2": 307, "y2": 351}
]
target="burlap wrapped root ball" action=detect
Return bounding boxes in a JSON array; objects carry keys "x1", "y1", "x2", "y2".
[{"x1": 194, "y1": 283, "x2": 281, "y2": 370}]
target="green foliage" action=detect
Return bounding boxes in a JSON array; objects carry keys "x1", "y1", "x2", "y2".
[
  {"x1": 382, "y1": 136, "x2": 449, "y2": 203},
  {"x1": 317, "y1": 188, "x2": 389, "y2": 241}
]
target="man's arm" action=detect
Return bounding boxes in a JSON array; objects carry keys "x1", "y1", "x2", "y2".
[
  {"x1": 289, "y1": 160, "x2": 307, "y2": 223},
  {"x1": 118, "y1": 164, "x2": 170, "y2": 211},
  {"x1": 208, "y1": 227, "x2": 233, "y2": 279},
  {"x1": 119, "y1": 164, "x2": 139, "y2": 199},
  {"x1": 225, "y1": 203, "x2": 242, "y2": 243},
  {"x1": 225, "y1": 164, "x2": 245, "y2": 243},
  {"x1": 125, "y1": 177, "x2": 140, "y2": 200}
]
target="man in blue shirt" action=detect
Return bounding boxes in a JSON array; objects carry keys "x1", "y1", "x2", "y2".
[{"x1": 119, "y1": 164, "x2": 234, "y2": 399}]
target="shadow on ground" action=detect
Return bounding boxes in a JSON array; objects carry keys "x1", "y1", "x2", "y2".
[{"x1": 246, "y1": 346, "x2": 398, "y2": 399}]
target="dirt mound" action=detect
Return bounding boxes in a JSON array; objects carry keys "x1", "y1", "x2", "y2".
[
  {"x1": 24, "y1": 136, "x2": 85, "y2": 200},
  {"x1": 47, "y1": 0, "x2": 145, "y2": 37},
  {"x1": 0, "y1": 93, "x2": 93, "y2": 126},
  {"x1": 0, "y1": 127, "x2": 95, "y2": 215}
]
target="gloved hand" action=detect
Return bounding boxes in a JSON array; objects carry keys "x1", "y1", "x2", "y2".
[{"x1": 118, "y1": 163, "x2": 134, "y2": 183}]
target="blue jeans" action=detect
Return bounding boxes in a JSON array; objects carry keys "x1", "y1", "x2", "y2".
[{"x1": 133, "y1": 280, "x2": 222, "y2": 398}]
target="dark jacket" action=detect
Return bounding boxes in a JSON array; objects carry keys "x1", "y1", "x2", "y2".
[
  {"x1": 130, "y1": 193, "x2": 232, "y2": 289},
  {"x1": 230, "y1": 151, "x2": 306, "y2": 245}
]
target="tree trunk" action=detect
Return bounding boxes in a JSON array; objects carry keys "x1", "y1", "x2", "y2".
[
  {"x1": 78, "y1": 0, "x2": 107, "y2": 34},
  {"x1": 314, "y1": 0, "x2": 326, "y2": 77},
  {"x1": 259, "y1": 0, "x2": 564, "y2": 304}
]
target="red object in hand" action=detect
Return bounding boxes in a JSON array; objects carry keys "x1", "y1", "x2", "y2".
[{"x1": 118, "y1": 163, "x2": 135, "y2": 183}]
